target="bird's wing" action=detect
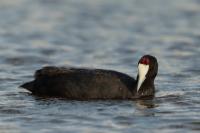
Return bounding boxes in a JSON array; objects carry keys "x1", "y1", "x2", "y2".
[{"x1": 34, "y1": 66, "x2": 74, "y2": 78}]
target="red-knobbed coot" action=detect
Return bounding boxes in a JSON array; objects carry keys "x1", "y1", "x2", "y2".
[{"x1": 20, "y1": 55, "x2": 158, "y2": 99}]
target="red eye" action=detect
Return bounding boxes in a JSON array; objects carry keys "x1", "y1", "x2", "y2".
[{"x1": 139, "y1": 57, "x2": 150, "y2": 65}]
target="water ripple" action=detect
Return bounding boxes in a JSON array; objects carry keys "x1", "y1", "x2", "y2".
[{"x1": 0, "y1": 0, "x2": 200, "y2": 133}]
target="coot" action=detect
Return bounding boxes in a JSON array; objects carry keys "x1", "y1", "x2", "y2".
[{"x1": 20, "y1": 55, "x2": 158, "y2": 99}]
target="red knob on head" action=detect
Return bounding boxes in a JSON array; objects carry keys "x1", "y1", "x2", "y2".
[{"x1": 139, "y1": 57, "x2": 150, "y2": 65}]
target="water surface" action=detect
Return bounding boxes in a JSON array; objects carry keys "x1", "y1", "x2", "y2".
[{"x1": 0, "y1": 0, "x2": 200, "y2": 133}]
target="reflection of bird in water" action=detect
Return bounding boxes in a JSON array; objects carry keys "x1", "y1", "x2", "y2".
[
  {"x1": 134, "y1": 99, "x2": 158, "y2": 117},
  {"x1": 135, "y1": 99, "x2": 157, "y2": 109}
]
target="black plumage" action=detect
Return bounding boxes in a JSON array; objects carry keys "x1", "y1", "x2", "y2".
[{"x1": 20, "y1": 55, "x2": 158, "y2": 100}]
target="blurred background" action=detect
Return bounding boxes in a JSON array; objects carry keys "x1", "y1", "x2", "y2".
[{"x1": 0, "y1": 0, "x2": 199, "y2": 133}]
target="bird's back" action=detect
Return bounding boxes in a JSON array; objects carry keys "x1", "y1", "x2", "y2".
[{"x1": 22, "y1": 66, "x2": 136, "y2": 99}]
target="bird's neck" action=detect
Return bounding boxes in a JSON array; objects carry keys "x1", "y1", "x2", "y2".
[{"x1": 135, "y1": 77, "x2": 155, "y2": 98}]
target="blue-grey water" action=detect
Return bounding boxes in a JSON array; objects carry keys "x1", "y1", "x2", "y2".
[{"x1": 0, "y1": 0, "x2": 200, "y2": 133}]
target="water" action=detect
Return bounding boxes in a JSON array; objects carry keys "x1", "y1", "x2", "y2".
[{"x1": 0, "y1": 0, "x2": 200, "y2": 132}]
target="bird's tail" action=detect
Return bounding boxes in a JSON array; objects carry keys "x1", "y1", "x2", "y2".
[{"x1": 20, "y1": 81, "x2": 34, "y2": 92}]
